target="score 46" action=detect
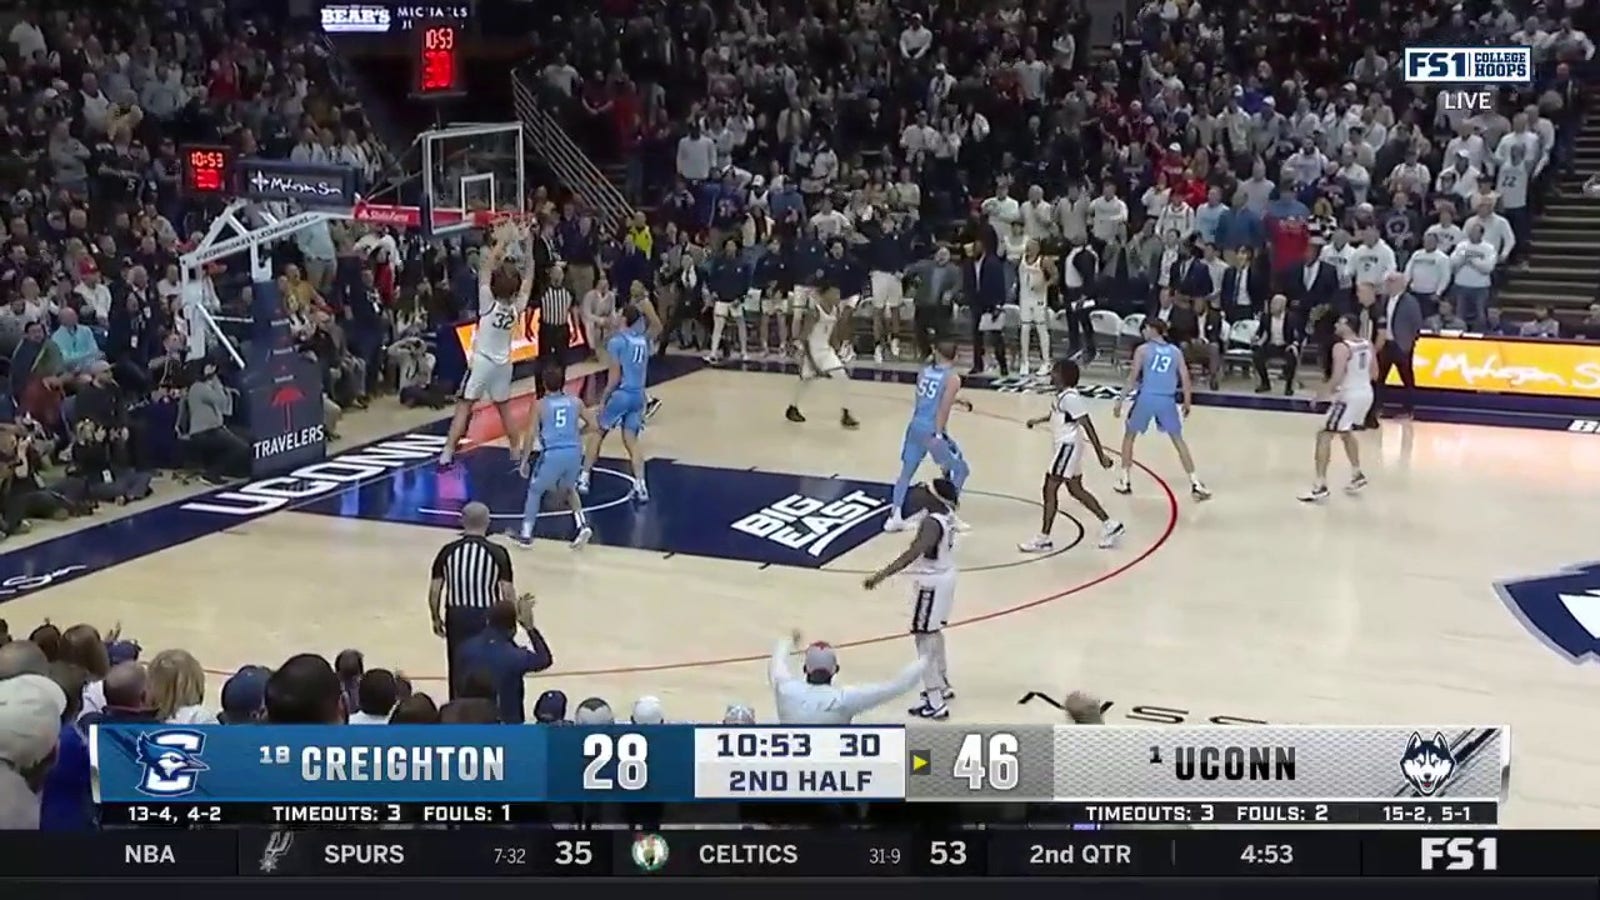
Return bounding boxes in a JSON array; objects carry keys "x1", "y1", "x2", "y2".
[
  {"x1": 953, "y1": 733, "x2": 1020, "y2": 791},
  {"x1": 582, "y1": 733, "x2": 650, "y2": 791}
]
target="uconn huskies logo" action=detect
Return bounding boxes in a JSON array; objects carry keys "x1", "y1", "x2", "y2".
[
  {"x1": 1399, "y1": 732, "x2": 1456, "y2": 796},
  {"x1": 135, "y1": 731, "x2": 211, "y2": 797}
]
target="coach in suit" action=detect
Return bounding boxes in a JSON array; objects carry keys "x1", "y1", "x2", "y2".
[
  {"x1": 1251, "y1": 293, "x2": 1303, "y2": 395},
  {"x1": 1375, "y1": 274, "x2": 1422, "y2": 418},
  {"x1": 964, "y1": 237, "x2": 1009, "y2": 376},
  {"x1": 1219, "y1": 249, "x2": 1271, "y2": 321},
  {"x1": 1285, "y1": 243, "x2": 1343, "y2": 377}
]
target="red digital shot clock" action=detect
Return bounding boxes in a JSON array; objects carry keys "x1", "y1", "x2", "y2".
[
  {"x1": 182, "y1": 145, "x2": 232, "y2": 195},
  {"x1": 414, "y1": 24, "x2": 462, "y2": 97}
]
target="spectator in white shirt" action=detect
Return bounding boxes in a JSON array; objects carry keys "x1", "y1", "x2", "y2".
[
  {"x1": 676, "y1": 123, "x2": 717, "y2": 183},
  {"x1": 899, "y1": 13, "x2": 933, "y2": 59},
  {"x1": 809, "y1": 197, "x2": 851, "y2": 240},
  {"x1": 981, "y1": 183, "x2": 1021, "y2": 239},
  {"x1": 1435, "y1": 151, "x2": 1481, "y2": 203},
  {"x1": 1386, "y1": 148, "x2": 1431, "y2": 197},
  {"x1": 1466, "y1": 197, "x2": 1516, "y2": 263},
  {"x1": 1495, "y1": 113, "x2": 1542, "y2": 170},
  {"x1": 1403, "y1": 232, "x2": 1453, "y2": 312},
  {"x1": 1443, "y1": 123, "x2": 1488, "y2": 172},
  {"x1": 1319, "y1": 230, "x2": 1357, "y2": 291},
  {"x1": 1087, "y1": 182, "x2": 1129, "y2": 245},
  {"x1": 1424, "y1": 208, "x2": 1465, "y2": 254},
  {"x1": 770, "y1": 633, "x2": 924, "y2": 724},
  {"x1": 1449, "y1": 221, "x2": 1497, "y2": 328},
  {"x1": 73, "y1": 262, "x2": 113, "y2": 324},
  {"x1": 1156, "y1": 193, "x2": 1195, "y2": 241},
  {"x1": 1021, "y1": 185, "x2": 1055, "y2": 241},
  {"x1": 1334, "y1": 148, "x2": 1372, "y2": 205},
  {"x1": 900, "y1": 112, "x2": 938, "y2": 166},
  {"x1": 1348, "y1": 227, "x2": 1398, "y2": 294},
  {"x1": 1519, "y1": 305, "x2": 1562, "y2": 338},
  {"x1": 8, "y1": 14, "x2": 45, "y2": 59}
]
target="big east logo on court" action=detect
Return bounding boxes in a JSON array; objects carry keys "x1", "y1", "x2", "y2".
[{"x1": 731, "y1": 491, "x2": 890, "y2": 558}]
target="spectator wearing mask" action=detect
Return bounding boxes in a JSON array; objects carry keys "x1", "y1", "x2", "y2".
[
  {"x1": 769, "y1": 632, "x2": 925, "y2": 724},
  {"x1": 217, "y1": 666, "x2": 272, "y2": 724},
  {"x1": 454, "y1": 595, "x2": 553, "y2": 723},
  {"x1": 0, "y1": 673, "x2": 68, "y2": 829},
  {"x1": 349, "y1": 670, "x2": 401, "y2": 724},
  {"x1": 1449, "y1": 222, "x2": 1497, "y2": 329}
]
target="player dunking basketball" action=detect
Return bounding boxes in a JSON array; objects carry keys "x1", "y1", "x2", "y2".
[
  {"x1": 885, "y1": 340, "x2": 972, "y2": 533},
  {"x1": 1019, "y1": 359, "x2": 1124, "y2": 553},
  {"x1": 579, "y1": 301, "x2": 660, "y2": 502},
  {"x1": 439, "y1": 221, "x2": 534, "y2": 467},
  {"x1": 785, "y1": 286, "x2": 860, "y2": 429},
  {"x1": 515, "y1": 366, "x2": 596, "y2": 549},
  {"x1": 863, "y1": 478, "x2": 961, "y2": 720},
  {"x1": 1111, "y1": 319, "x2": 1211, "y2": 500},
  {"x1": 1299, "y1": 314, "x2": 1374, "y2": 502}
]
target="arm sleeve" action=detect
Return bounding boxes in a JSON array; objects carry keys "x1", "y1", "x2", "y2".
[{"x1": 838, "y1": 657, "x2": 927, "y2": 717}]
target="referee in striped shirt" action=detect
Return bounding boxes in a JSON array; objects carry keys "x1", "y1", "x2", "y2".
[
  {"x1": 428, "y1": 502, "x2": 515, "y2": 698},
  {"x1": 536, "y1": 263, "x2": 576, "y2": 395}
]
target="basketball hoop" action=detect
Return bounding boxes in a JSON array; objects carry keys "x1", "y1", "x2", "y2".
[{"x1": 348, "y1": 201, "x2": 533, "y2": 236}]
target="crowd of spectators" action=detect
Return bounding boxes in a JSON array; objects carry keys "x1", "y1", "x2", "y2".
[
  {"x1": 523, "y1": 0, "x2": 1597, "y2": 383},
  {"x1": 0, "y1": 2, "x2": 420, "y2": 540}
]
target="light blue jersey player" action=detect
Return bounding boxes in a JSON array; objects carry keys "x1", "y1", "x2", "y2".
[
  {"x1": 516, "y1": 367, "x2": 596, "y2": 549},
  {"x1": 885, "y1": 340, "x2": 974, "y2": 532},
  {"x1": 581, "y1": 304, "x2": 656, "y2": 502},
  {"x1": 1111, "y1": 318, "x2": 1210, "y2": 499}
]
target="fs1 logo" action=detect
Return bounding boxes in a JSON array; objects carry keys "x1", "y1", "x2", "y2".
[
  {"x1": 1399, "y1": 731, "x2": 1456, "y2": 796},
  {"x1": 135, "y1": 731, "x2": 210, "y2": 797},
  {"x1": 1404, "y1": 46, "x2": 1531, "y2": 84},
  {"x1": 1496, "y1": 562, "x2": 1600, "y2": 662},
  {"x1": 730, "y1": 490, "x2": 890, "y2": 559},
  {"x1": 1421, "y1": 837, "x2": 1499, "y2": 871}
]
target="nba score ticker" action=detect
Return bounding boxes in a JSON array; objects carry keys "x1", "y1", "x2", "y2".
[{"x1": 89, "y1": 724, "x2": 1507, "y2": 826}]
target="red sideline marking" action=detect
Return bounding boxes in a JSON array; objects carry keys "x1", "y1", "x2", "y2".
[{"x1": 203, "y1": 400, "x2": 1180, "y2": 682}]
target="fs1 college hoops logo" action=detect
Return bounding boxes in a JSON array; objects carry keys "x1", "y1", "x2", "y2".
[{"x1": 134, "y1": 730, "x2": 211, "y2": 797}]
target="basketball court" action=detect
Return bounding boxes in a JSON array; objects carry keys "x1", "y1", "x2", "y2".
[
  {"x1": 4, "y1": 357, "x2": 1600, "y2": 825},
  {"x1": 4, "y1": 120, "x2": 1597, "y2": 825}
]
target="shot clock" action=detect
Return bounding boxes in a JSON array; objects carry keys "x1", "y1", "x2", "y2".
[
  {"x1": 414, "y1": 23, "x2": 463, "y2": 97},
  {"x1": 181, "y1": 145, "x2": 233, "y2": 196}
]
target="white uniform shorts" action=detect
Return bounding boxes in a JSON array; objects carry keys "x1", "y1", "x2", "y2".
[
  {"x1": 460, "y1": 354, "x2": 513, "y2": 403},
  {"x1": 791, "y1": 286, "x2": 816, "y2": 312},
  {"x1": 1047, "y1": 439, "x2": 1084, "y2": 479},
  {"x1": 868, "y1": 271, "x2": 906, "y2": 309},
  {"x1": 1323, "y1": 390, "x2": 1373, "y2": 433},
  {"x1": 1019, "y1": 290, "x2": 1051, "y2": 324},
  {"x1": 800, "y1": 342, "x2": 846, "y2": 379},
  {"x1": 910, "y1": 570, "x2": 957, "y2": 634},
  {"x1": 759, "y1": 289, "x2": 787, "y2": 315},
  {"x1": 712, "y1": 297, "x2": 743, "y2": 319}
]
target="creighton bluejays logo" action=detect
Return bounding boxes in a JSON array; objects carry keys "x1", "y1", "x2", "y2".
[
  {"x1": 1497, "y1": 563, "x2": 1600, "y2": 662},
  {"x1": 135, "y1": 731, "x2": 211, "y2": 797},
  {"x1": 1400, "y1": 732, "x2": 1456, "y2": 796}
]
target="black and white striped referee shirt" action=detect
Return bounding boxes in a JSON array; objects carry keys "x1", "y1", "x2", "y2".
[
  {"x1": 430, "y1": 535, "x2": 513, "y2": 609},
  {"x1": 541, "y1": 286, "x2": 574, "y2": 326}
]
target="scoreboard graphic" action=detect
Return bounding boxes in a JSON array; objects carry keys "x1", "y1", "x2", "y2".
[{"x1": 91, "y1": 724, "x2": 1508, "y2": 827}]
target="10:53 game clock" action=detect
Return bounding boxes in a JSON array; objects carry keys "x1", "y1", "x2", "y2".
[
  {"x1": 414, "y1": 23, "x2": 464, "y2": 98},
  {"x1": 180, "y1": 145, "x2": 233, "y2": 196}
]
